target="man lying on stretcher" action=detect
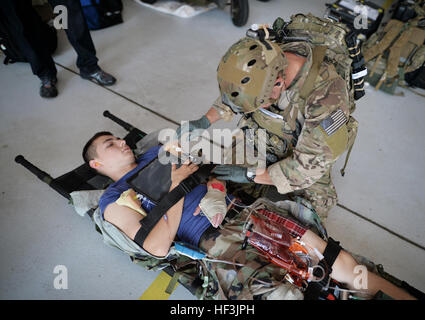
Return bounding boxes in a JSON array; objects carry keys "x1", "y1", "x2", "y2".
[{"x1": 82, "y1": 131, "x2": 415, "y2": 300}]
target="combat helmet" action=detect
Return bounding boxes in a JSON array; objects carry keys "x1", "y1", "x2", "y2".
[{"x1": 217, "y1": 37, "x2": 287, "y2": 114}]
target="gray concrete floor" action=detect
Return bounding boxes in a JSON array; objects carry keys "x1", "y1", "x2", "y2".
[{"x1": 0, "y1": 0, "x2": 424, "y2": 299}]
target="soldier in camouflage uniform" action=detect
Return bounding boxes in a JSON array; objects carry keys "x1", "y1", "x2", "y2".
[{"x1": 179, "y1": 36, "x2": 355, "y2": 220}]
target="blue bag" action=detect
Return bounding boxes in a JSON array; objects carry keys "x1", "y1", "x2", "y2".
[{"x1": 80, "y1": 0, "x2": 123, "y2": 30}]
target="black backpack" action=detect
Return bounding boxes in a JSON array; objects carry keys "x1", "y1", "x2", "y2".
[
  {"x1": 80, "y1": 0, "x2": 123, "y2": 30},
  {"x1": 405, "y1": 64, "x2": 425, "y2": 89},
  {"x1": 0, "y1": 18, "x2": 27, "y2": 64},
  {"x1": 0, "y1": 17, "x2": 57, "y2": 65}
]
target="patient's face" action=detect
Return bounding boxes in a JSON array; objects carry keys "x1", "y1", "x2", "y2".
[{"x1": 93, "y1": 135, "x2": 135, "y2": 170}]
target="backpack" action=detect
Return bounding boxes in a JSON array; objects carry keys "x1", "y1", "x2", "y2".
[
  {"x1": 393, "y1": 0, "x2": 422, "y2": 22},
  {"x1": 0, "y1": 12, "x2": 57, "y2": 65},
  {"x1": 362, "y1": 3, "x2": 425, "y2": 95},
  {"x1": 405, "y1": 63, "x2": 425, "y2": 89},
  {"x1": 80, "y1": 0, "x2": 123, "y2": 30},
  {"x1": 0, "y1": 19, "x2": 26, "y2": 64},
  {"x1": 267, "y1": 13, "x2": 363, "y2": 175},
  {"x1": 272, "y1": 13, "x2": 367, "y2": 109},
  {"x1": 325, "y1": 0, "x2": 384, "y2": 39}
]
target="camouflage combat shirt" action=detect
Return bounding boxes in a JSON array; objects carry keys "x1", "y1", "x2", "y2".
[{"x1": 213, "y1": 42, "x2": 351, "y2": 194}]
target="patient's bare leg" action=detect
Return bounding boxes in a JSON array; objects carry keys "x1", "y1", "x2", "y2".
[{"x1": 300, "y1": 230, "x2": 416, "y2": 300}]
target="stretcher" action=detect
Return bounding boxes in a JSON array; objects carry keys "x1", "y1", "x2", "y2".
[
  {"x1": 14, "y1": 111, "x2": 425, "y2": 300},
  {"x1": 15, "y1": 110, "x2": 239, "y2": 299}
]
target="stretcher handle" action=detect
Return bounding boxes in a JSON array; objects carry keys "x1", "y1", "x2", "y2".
[
  {"x1": 15, "y1": 155, "x2": 71, "y2": 200},
  {"x1": 103, "y1": 110, "x2": 134, "y2": 132},
  {"x1": 15, "y1": 155, "x2": 53, "y2": 183}
]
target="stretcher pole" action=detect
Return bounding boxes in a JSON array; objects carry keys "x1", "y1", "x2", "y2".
[
  {"x1": 103, "y1": 110, "x2": 135, "y2": 132},
  {"x1": 15, "y1": 155, "x2": 71, "y2": 200},
  {"x1": 103, "y1": 110, "x2": 147, "y2": 149}
]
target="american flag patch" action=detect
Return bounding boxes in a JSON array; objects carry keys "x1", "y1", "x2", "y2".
[{"x1": 320, "y1": 109, "x2": 347, "y2": 136}]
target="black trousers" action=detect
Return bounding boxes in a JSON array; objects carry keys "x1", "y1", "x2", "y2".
[
  {"x1": 49, "y1": 0, "x2": 99, "y2": 74},
  {"x1": 0, "y1": 0, "x2": 99, "y2": 80}
]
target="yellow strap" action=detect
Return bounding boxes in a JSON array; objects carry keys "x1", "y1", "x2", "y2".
[{"x1": 139, "y1": 271, "x2": 179, "y2": 300}]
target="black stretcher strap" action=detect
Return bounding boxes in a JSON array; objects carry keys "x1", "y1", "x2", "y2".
[
  {"x1": 322, "y1": 237, "x2": 341, "y2": 269},
  {"x1": 133, "y1": 164, "x2": 215, "y2": 248},
  {"x1": 304, "y1": 237, "x2": 342, "y2": 300}
]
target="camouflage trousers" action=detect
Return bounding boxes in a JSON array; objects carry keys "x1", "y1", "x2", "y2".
[{"x1": 197, "y1": 204, "x2": 304, "y2": 300}]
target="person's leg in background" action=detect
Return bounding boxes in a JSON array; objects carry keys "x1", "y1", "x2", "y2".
[
  {"x1": 1, "y1": 0, "x2": 58, "y2": 98},
  {"x1": 48, "y1": 0, "x2": 116, "y2": 86}
]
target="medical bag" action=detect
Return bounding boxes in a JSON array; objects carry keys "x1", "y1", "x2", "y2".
[
  {"x1": 325, "y1": 0, "x2": 384, "y2": 39},
  {"x1": 0, "y1": 5, "x2": 57, "y2": 65}
]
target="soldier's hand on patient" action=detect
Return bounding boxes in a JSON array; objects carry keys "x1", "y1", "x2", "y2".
[{"x1": 170, "y1": 161, "x2": 199, "y2": 188}]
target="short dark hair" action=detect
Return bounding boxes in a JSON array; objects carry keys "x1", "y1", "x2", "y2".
[{"x1": 82, "y1": 131, "x2": 113, "y2": 163}]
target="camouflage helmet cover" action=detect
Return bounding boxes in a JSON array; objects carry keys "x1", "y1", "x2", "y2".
[{"x1": 217, "y1": 37, "x2": 288, "y2": 113}]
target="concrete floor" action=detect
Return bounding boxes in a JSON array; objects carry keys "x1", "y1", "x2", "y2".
[{"x1": 0, "y1": 0, "x2": 424, "y2": 299}]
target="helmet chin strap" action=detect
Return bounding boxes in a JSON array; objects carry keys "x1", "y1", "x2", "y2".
[{"x1": 258, "y1": 107, "x2": 283, "y2": 120}]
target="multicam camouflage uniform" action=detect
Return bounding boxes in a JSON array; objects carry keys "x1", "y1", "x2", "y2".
[
  {"x1": 172, "y1": 198, "x2": 308, "y2": 300},
  {"x1": 198, "y1": 202, "x2": 302, "y2": 300},
  {"x1": 214, "y1": 41, "x2": 355, "y2": 220},
  {"x1": 362, "y1": 4, "x2": 425, "y2": 94}
]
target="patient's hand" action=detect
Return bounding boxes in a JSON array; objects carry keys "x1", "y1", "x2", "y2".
[
  {"x1": 196, "y1": 179, "x2": 227, "y2": 228},
  {"x1": 193, "y1": 206, "x2": 224, "y2": 228},
  {"x1": 163, "y1": 140, "x2": 181, "y2": 156},
  {"x1": 171, "y1": 160, "x2": 199, "y2": 188}
]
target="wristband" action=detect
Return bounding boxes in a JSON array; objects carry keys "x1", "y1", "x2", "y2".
[{"x1": 246, "y1": 167, "x2": 257, "y2": 182}]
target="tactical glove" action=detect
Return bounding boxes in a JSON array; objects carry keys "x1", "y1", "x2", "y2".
[
  {"x1": 175, "y1": 115, "x2": 211, "y2": 140},
  {"x1": 212, "y1": 165, "x2": 250, "y2": 184}
]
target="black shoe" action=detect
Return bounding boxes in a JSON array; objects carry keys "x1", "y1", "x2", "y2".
[
  {"x1": 80, "y1": 69, "x2": 116, "y2": 86},
  {"x1": 39, "y1": 76, "x2": 58, "y2": 98}
]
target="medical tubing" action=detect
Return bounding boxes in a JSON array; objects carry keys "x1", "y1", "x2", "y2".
[
  {"x1": 204, "y1": 258, "x2": 245, "y2": 267},
  {"x1": 226, "y1": 195, "x2": 254, "y2": 209},
  {"x1": 309, "y1": 264, "x2": 326, "y2": 283},
  {"x1": 174, "y1": 243, "x2": 245, "y2": 267}
]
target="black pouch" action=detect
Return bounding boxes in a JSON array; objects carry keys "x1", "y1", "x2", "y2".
[
  {"x1": 405, "y1": 65, "x2": 425, "y2": 89},
  {"x1": 126, "y1": 152, "x2": 182, "y2": 204}
]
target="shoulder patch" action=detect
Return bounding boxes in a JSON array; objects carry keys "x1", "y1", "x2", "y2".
[{"x1": 320, "y1": 109, "x2": 347, "y2": 136}]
